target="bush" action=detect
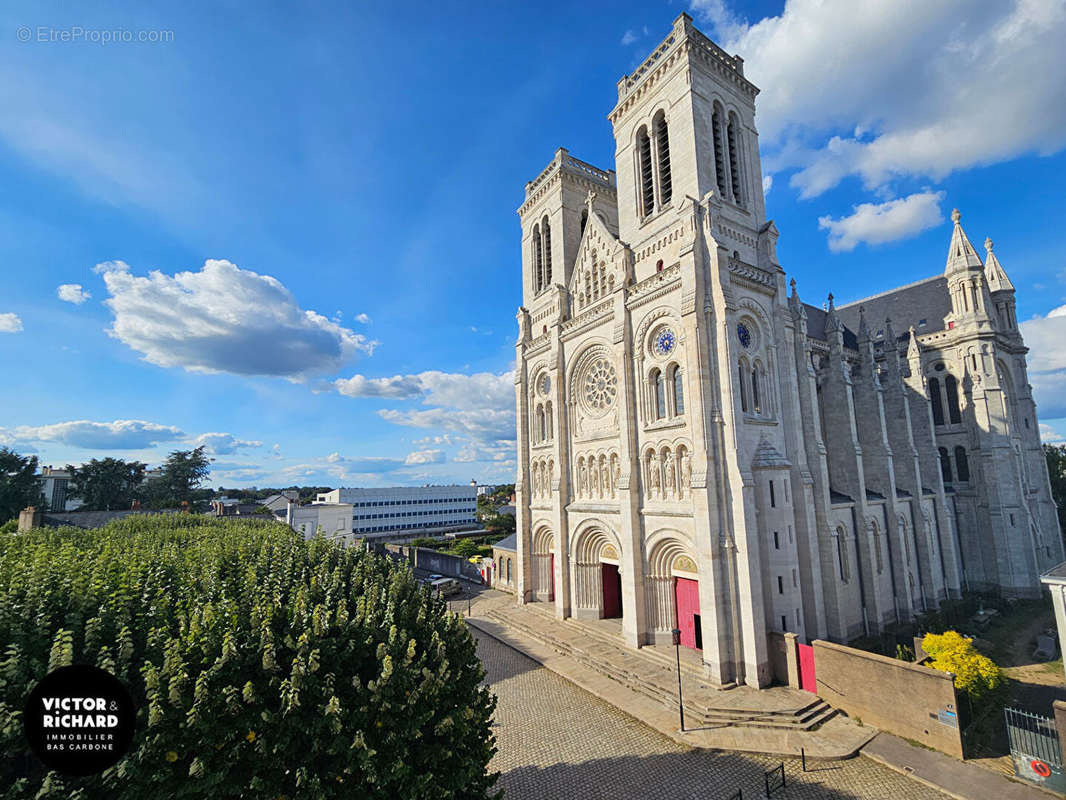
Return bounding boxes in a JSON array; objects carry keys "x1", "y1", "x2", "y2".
[
  {"x1": 922, "y1": 631, "x2": 1007, "y2": 703},
  {"x1": 0, "y1": 516, "x2": 498, "y2": 798}
]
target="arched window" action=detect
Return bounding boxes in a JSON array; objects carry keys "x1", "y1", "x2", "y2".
[
  {"x1": 637, "y1": 126, "x2": 654, "y2": 217},
  {"x1": 727, "y1": 112, "x2": 743, "y2": 205},
  {"x1": 712, "y1": 104, "x2": 727, "y2": 198},
  {"x1": 653, "y1": 111, "x2": 672, "y2": 206},
  {"x1": 672, "y1": 366, "x2": 685, "y2": 415},
  {"x1": 751, "y1": 365, "x2": 761, "y2": 415},
  {"x1": 541, "y1": 217, "x2": 552, "y2": 287},
  {"x1": 652, "y1": 369, "x2": 666, "y2": 419},
  {"x1": 945, "y1": 374, "x2": 961, "y2": 424},
  {"x1": 580, "y1": 208, "x2": 588, "y2": 236},
  {"x1": 928, "y1": 377, "x2": 944, "y2": 426},
  {"x1": 532, "y1": 223, "x2": 543, "y2": 293},
  {"x1": 955, "y1": 446, "x2": 970, "y2": 482},
  {"x1": 506, "y1": 558, "x2": 512, "y2": 582},
  {"x1": 738, "y1": 361, "x2": 748, "y2": 413},
  {"x1": 656, "y1": 259, "x2": 664, "y2": 272},
  {"x1": 498, "y1": 556, "x2": 503, "y2": 577},
  {"x1": 545, "y1": 401, "x2": 553, "y2": 441},
  {"x1": 836, "y1": 527, "x2": 850, "y2": 583},
  {"x1": 535, "y1": 405, "x2": 545, "y2": 443},
  {"x1": 939, "y1": 447, "x2": 953, "y2": 483}
]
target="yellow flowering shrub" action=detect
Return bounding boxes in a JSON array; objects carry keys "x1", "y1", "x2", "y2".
[{"x1": 922, "y1": 631, "x2": 1007, "y2": 702}]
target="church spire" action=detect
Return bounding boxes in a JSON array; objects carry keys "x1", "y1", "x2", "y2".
[
  {"x1": 823, "y1": 292, "x2": 843, "y2": 336},
  {"x1": 984, "y1": 237, "x2": 1015, "y2": 293},
  {"x1": 945, "y1": 208, "x2": 984, "y2": 275}
]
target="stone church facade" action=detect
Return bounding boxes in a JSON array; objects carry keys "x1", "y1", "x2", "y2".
[{"x1": 513, "y1": 14, "x2": 1062, "y2": 688}]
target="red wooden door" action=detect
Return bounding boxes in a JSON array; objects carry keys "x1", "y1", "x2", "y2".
[
  {"x1": 549, "y1": 554, "x2": 555, "y2": 601},
  {"x1": 601, "y1": 563, "x2": 621, "y2": 618},
  {"x1": 674, "y1": 578, "x2": 701, "y2": 650},
  {"x1": 798, "y1": 643, "x2": 816, "y2": 693}
]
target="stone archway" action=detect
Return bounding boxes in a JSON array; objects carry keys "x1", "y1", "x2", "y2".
[
  {"x1": 571, "y1": 524, "x2": 622, "y2": 620},
  {"x1": 531, "y1": 526, "x2": 554, "y2": 602},
  {"x1": 646, "y1": 535, "x2": 701, "y2": 648}
]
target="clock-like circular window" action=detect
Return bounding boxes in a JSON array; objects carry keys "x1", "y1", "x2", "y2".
[
  {"x1": 582, "y1": 358, "x2": 618, "y2": 415},
  {"x1": 653, "y1": 327, "x2": 677, "y2": 357},
  {"x1": 737, "y1": 323, "x2": 752, "y2": 349},
  {"x1": 538, "y1": 373, "x2": 551, "y2": 396}
]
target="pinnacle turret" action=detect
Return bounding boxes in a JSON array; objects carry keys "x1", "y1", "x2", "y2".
[
  {"x1": 945, "y1": 208, "x2": 984, "y2": 275},
  {"x1": 984, "y1": 237, "x2": 1015, "y2": 293}
]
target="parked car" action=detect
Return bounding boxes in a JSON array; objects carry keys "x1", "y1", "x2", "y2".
[{"x1": 430, "y1": 577, "x2": 461, "y2": 598}]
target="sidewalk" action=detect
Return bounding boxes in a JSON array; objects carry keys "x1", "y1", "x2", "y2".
[
  {"x1": 863, "y1": 732, "x2": 1059, "y2": 800},
  {"x1": 465, "y1": 591, "x2": 875, "y2": 759}
]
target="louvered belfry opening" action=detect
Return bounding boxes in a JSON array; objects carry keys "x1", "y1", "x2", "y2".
[
  {"x1": 654, "y1": 112, "x2": 671, "y2": 206},
  {"x1": 728, "y1": 113, "x2": 742, "y2": 206},
  {"x1": 637, "y1": 127, "x2": 654, "y2": 217},
  {"x1": 712, "y1": 105, "x2": 727, "y2": 198}
]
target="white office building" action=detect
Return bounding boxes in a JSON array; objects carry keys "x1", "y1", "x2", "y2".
[
  {"x1": 316, "y1": 485, "x2": 478, "y2": 537},
  {"x1": 285, "y1": 502, "x2": 354, "y2": 543}
]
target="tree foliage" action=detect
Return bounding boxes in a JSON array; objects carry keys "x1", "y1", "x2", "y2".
[
  {"x1": 922, "y1": 631, "x2": 1006, "y2": 703},
  {"x1": 66, "y1": 458, "x2": 147, "y2": 511},
  {"x1": 0, "y1": 448, "x2": 42, "y2": 524},
  {"x1": 141, "y1": 447, "x2": 212, "y2": 510},
  {"x1": 1045, "y1": 444, "x2": 1066, "y2": 540},
  {"x1": 0, "y1": 516, "x2": 499, "y2": 798}
]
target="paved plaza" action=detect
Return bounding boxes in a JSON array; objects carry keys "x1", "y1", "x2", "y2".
[{"x1": 475, "y1": 627, "x2": 950, "y2": 800}]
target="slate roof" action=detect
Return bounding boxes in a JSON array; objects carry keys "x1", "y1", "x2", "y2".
[
  {"x1": 802, "y1": 303, "x2": 859, "y2": 350},
  {"x1": 836, "y1": 275, "x2": 951, "y2": 338},
  {"x1": 493, "y1": 534, "x2": 517, "y2": 553}
]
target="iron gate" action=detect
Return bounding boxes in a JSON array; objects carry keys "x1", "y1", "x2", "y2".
[{"x1": 1005, "y1": 707, "x2": 1066, "y2": 793}]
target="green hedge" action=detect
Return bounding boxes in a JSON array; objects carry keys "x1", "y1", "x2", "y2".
[{"x1": 0, "y1": 516, "x2": 498, "y2": 798}]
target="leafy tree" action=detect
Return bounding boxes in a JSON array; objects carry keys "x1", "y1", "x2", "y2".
[
  {"x1": 66, "y1": 458, "x2": 146, "y2": 511},
  {"x1": 0, "y1": 447, "x2": 42, "y2": 523},
  {"x1": 141, "y1": 446, "x2": 212, "y2": 509},
  {"x1": 1045, "y1": 444, "x2": 1066, "y2": 542},
  {"x1": 0, "y1": 516, "x2": 499, "y2": 798},
  {"x1": 451, "y1": 538, "x2": 482, "y2": 559},
  {"x1": 922, "y1": 631, "x2": 1006, "y2": 703},
  {"x1": 484, "y1": 512, "x2": 515, "y2": 536}
]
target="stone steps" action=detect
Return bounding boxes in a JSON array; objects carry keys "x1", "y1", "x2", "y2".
[{"x1": 486, "y1": 605, "x2": 837, "y2": 733}]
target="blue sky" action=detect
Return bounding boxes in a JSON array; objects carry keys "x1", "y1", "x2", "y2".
[{"x1": 1, "y1": 0, "x2": 1065, "y2": 489}]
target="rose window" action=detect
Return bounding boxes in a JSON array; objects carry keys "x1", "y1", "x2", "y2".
[{"x1": 583, "y1": 358, "x2": 617, "y2": 413}]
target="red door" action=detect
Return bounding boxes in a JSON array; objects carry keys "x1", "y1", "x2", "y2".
[
  {"x1": 601, "y1": 563, "x2": 622, "y2": 618},
  {"x1": 798, "y1": 643, "x2": 816, "y2": 693},
  {"x1": 674, "y1": 578, "x2": 701, "y2": 650}
]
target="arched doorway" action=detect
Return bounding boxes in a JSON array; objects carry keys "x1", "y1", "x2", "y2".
[
  {"x1": 646, "y1": 536, "x2": 701, "y2": 649},
  {"x1": 571, "y1": 524, "x2": 623, "y2": 620},
  {"x1": 531, "y1": 526, "x2": 554, "y2": 602}
]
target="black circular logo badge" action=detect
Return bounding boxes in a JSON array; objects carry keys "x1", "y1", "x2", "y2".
[{"x1": 23, "y1": 664, "x2": 137, "y2": 776}]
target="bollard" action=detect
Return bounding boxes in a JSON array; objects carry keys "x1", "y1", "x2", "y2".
[{"x1": 801, "y1": 747, "x2": 806, "y2": 772}]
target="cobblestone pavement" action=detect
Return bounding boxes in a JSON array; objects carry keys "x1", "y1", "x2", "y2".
[{"x1": 475, "y1": 628, "x2": 950, "y2": 800}]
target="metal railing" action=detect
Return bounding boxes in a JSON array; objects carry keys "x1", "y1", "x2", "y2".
[{"x1": 1005, "y1": 707, "x2": 1062, "y2": 767}]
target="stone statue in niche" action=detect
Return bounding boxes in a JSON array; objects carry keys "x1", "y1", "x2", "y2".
[
  {"x1": 680, "y1": 451, "x2": 691, "y2": 497},
  {"x1": 648, "y1": 453, "x2": 661, "y2": 498},
  {"x1": 579, "y1": 460, "x2": 588, "y2": 497},
  {"x1": 664, "y1": 451, "x2": 677, "y2": 498},
  {"x1": 612, "y1": 455, "x2": 621, "y2": 492},
  {"x1": 547, "y1": 460, "x2": 554, "y2": 494},
  {"x1": 601, "y1": 459, "x2": 611, "y2": 499}
]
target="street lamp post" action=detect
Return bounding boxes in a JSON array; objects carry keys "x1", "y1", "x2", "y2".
[{"x1": 671, "y1": 627, "x2": 685, "y2": 732}]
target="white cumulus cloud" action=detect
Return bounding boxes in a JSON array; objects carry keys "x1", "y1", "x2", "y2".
[
  {"x1": 694, "y1": 0, "x2": 1066, "y2": 197},
  {"x1": 7, "y1": 419, "x2": 185, "y2": 450},
  {"x1": 99, "y1": 259, "x2": 378, "y2": 379},
  {"x1": 57, "y1": 284, "x2": 91, "y2": 304},
  {"x1": 354, "y1": 313, "x2": 372, "y2": 324},
  {"x1": 404, "y1": 449, "x2": 446, "y2": 465},
  {"x1": 190, "y1": 432, "x2": 263, "y2": 455},
  {"x1": 0, "y1": 313, "x2": 23, "y2": 333},
  {"x1": 817, "y1": 191, "x2": 945, "y2": 252}
]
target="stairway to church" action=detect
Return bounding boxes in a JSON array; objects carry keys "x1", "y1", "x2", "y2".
[{"x1": 485, "y1": 601, "x2": 838, "y2": 733}]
